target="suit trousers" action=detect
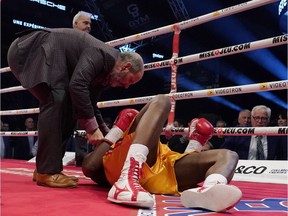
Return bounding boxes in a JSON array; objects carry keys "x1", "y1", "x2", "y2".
[{"x1": 29, "y1": 84, "x2": 76, "y2": 174}]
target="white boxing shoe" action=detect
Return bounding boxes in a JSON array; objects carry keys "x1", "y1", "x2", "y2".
[
  {"x1": 107, "y1": 157, "x2": 154, "y2": 208},
  {"x1": 181, "y1": 184, "x2": 242, "y2": 212}
]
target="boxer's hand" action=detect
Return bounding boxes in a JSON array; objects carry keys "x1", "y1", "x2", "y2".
[
  {"x1": 189, "y1": 118, "x2": 214, "y2": 146},
  {"x1": 104, "y1": 108, "x2": 139, "y2": 145},
  {"x1": 113, "y1": 109, "x2": 139, "y2": 131}
]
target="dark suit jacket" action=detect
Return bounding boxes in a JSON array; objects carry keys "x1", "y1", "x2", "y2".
[
  {"x1": 167, "y1": 135, "x2": 189, "y2": 153},
  {"x1": 2, "y1": 136, "x2": 13, "y2": 158},
  {"x1": 13, "y1": 136, "x2": 38, "y2": 160},
  {"x1": 278, "y1": 136, "x2": 287, "y2": 160},
  {"x1": 7, "y1": 28, "x2": 119, "y2": 129},
  {"x1": 221, "y1": 135, "x2": 285, "y2": 160}
]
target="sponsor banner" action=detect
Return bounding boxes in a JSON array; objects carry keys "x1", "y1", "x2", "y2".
[
  {"x1": 215, "y1": 126, "x2": 288, "y2": 136},
  {"x1": 13, "y1": 19, "x2": 46, "y2": 29},
  {"x1": 233, "y1": 160, "x2": 288, "y2": 184},
  {"x1": 0, "y1": 108, "x2": 39, "y2": 116},
  {"x1": 2, "y1": 126, "x2": 286, "y2": 137},
  {"x1": 144, "y1": 58, "x2": 183, "y2": 70},
  {"x1": 29, "y1": 0, "x2": 66, "y2": 11},
  {"x1": 96, "y1": 80, "x2": 287, "y2": 108},
  {"x1": 0, "y1": 131, "x2": 38, "y2": 136},
  {"x1": 199, "y1": 43, "x2": 251, "y2": 59}
]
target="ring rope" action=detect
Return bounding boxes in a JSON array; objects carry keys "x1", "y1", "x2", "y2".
[
  {"x1": 0, "y1": 66, "x2": 12, "y2": 73},
  {"x1": 1, "y1": 126, "x2": 286, "y2": 137},
  {"x1": 0, "y1": 86, "x2": 25, "y2": 94},
  {"x1": 1, "y1": 35, "x2": 286, "y2": 95},
  {"x1": 97, "y1": 80, "x2": 287, "y2": 108},
  {"x1": 105, "y1": 0, "x2": 279, "y2": 47},
  {"x1": 0, "y1": 0, "x2": 280, "y2": 74},
  {"x1": 143, "y1": 35, "x2": 287, "y2": 71},
  {"x1": 0, "y1": 108, "x2": 40, "y2": 116},
  {"x1": 0, "y1": 80, "x2": 286, "y2": 115},
  {"x1": 75, "y1": 126, "x2": 288, "y2": 136}
]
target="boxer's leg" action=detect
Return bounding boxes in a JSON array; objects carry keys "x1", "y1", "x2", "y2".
[
  {"x1": 175, "y1": 149, "x2": 242, "y2": 212},
  {"x1": 108, "y1": 95, "x2": 171, "y2": 208}
]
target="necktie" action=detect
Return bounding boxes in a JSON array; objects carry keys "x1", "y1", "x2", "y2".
[{"x1": 256, "y1": 136, "x2": 265, "y2": 160}]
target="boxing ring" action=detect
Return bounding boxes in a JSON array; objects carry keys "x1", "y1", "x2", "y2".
[{"x1": 1, "y1": 0, "x2": 287, "y2": 215}]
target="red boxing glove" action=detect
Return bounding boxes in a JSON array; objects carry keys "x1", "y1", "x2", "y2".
[
  {"x1": 104, "y1": 108, "x2": 139, "y2": 145},
  {"x1": 188, "y1": 118, "x2": 214, "y2": 146},
  {"x1": 113, "y1": 108, "x2": 139, "y2": 132}
]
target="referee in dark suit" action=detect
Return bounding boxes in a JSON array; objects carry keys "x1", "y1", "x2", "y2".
[{"x1": 7, "y1": 28, "x2": 144, "y2": 188}]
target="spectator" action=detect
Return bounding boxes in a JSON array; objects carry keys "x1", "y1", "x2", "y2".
[
  {"x1": 237, "y1": 109, "x2": 251, "y2": 126},
  {"x1": 277, "y1": 109, "x2": 287, "y2": 126},
  {"x1": 208, "y1": 120, "x2": 227, "y2": 149},
  {"x1": 222, "y1": 105, "x2": 285, "y2": 160},
  {"x1": 72, "y1": 11, "x2": 92, "y2": 33},
  {"x1": 167, "y1": 119, "x2": 189, "y2": 153},
  {"x1": 31, "y1": 140, "x2": 38, "y2": 157},
  {"x1": 2, "y1": 122, "x2": 10, "y2": 131},
  {"x1": 0, "y1": 120, "x2": 13, "y2": 158},
  {"x1": 275, "y1": 109, "x2": 287, "y2": 160},
  {"x1": 13, "y1": 117, "x2": 38, "y2": 160}
]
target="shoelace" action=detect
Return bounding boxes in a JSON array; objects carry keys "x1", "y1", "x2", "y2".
[{"x1": 128, "y1": 157, "x2": 145, "y2": 192}]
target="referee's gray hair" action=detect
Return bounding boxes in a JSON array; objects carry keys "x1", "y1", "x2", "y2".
[
  {"x1": 251, "y1": 105, "x2": 271, "y2": 118},
  {"x1": 72, "y1": 11, "x2": 92, "y2": 28},
  {"x1": 119, "y1": 52, "x2": 144, "y2": 73}
]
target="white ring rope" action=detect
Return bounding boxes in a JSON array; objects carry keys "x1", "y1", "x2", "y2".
[
  {"x1": 0, "y1": 108, "x2": 39, "y2": 116},
  {"x1": 0, "y1": 86, "x2": 26, "y2": 94},
  {"x1": 0, "y1": 0, "x2": 281, "y2": 74},
  {"x1": 0, "y1": 67, "x2": 12, "y2": 74},
  {"x1": 1, "y1": 126, "x2": 287, "y2": 137},
  {"x1": 1, "y1": 34, "x2": 287, "y2": 94},
  {"x1": 0, "y1": 80, "x2": 286, "y2": 115},
  {"x1": 0, "y1": 131, "x2": 38, "y2": 137},
  {"x1": 105, "y1": 0, "x2": 280, "y2": 47},
  {"x1": 97, "y1": 80, "x2": 287, "y2": 108},
  {"x1": 143, "y1": 35, "x2": 287, "y2": 71}
]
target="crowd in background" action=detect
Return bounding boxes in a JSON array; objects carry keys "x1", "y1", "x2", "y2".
[
  {"x1": 1, "y1": 107, "x2": 287, "y2": 161},
  {"x1": 166, "y1": 107, "x2": 287, "y2": 160}
]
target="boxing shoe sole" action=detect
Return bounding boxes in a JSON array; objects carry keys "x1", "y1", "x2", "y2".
[
  {"x1": 181, "y1": 184, "x2": 242, "y2": 212},
  {"x1": 107, "y1": 180, "x2": 154, "y2": 208},
  {"x1": 107, "y1": 195, "x2": 154, "y2": 208}
]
